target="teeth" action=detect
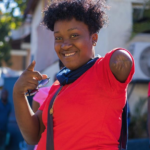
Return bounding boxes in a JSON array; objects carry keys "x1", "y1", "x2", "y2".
[{"x1": 65, "y1": 52, "x2": 75, "y2": 57}]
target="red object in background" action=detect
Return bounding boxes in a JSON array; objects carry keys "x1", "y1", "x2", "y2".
[{"x1": 148, "y1": 82, "x2": 150, "y2": 97}]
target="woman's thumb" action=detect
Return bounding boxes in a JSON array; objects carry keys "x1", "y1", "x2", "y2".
[{"x1": 27, "y1": 60, "x2": 36, "y2": 71}]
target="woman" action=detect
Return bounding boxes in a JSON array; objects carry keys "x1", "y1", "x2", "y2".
[{"x1": 13, "y1": 0, "x2": 135, "y2": 149}]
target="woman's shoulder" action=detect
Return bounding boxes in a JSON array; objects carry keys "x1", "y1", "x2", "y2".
[
  {"x1": 102, "y1": 48, "x2": 132, "y2": 59},
  {"x1": 96, "y1": 47, "x2": 134, "y2": 65}
]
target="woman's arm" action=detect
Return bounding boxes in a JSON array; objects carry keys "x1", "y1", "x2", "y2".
[
  {"x1": 13, "y1": 94, "x2": 45, "y2": 144},
  {"x1": 13, "y1": 61, "x2": 47, "y2": 144},
  {"x1": 32, "y1": 100, "x2": 40, "y2": 113},
  {"x1": 109, "y1": 50, "x2": 133, "y2": 82}
]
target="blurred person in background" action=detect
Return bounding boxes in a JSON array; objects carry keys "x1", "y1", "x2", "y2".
[
  {"x1": 127, "y1": 101, "x2": 131, "y2": 127},
  {"x1": 0, "y1": 78, "x2": 4, "y2": 98},
  {"x1": 147, "y1": 82, "x2": 150, "y2": 147},
  {"x1": 0, "y1": 89, "x2": 11, "y2": 150}
]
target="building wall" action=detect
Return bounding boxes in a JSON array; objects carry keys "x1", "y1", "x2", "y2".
[
  {"x1": 96, "y1": 0, "x2": 147, "y2": 57},
  {"x1": 2, "y1": 49, "x2": 30, "y2": 71},
  {"x1": 10, "y1": 55, "x2": 23, "y2": 70},
  {"x1": 96, "y1": 0, "x2": 133, "y2": 57},
  {"x1": 31, "y1": 0, "x2": 43, "y2": 58},
  {"x1": 2, "y1": 55, "x2": 23, "y2": 71},
  {"x1": 26, "y1": 49, "x2": 31, "y2": 68},
  {"x1": 108, "y1": 0, "x2": 132, "y2": 50}
]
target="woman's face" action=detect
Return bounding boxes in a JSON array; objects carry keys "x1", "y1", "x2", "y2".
[{"x1": 54, "y1": 18, "x2": 97, "y2": 70}]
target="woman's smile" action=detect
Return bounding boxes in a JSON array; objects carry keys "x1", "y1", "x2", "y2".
[
  {"x1": 61, "y1": 50, "x2": 77, "y2": 57},
  {"x1": 64, "y1": 52, "x2": 76, "y2": 57}
]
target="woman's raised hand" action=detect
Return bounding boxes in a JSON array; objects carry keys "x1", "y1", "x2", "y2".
[{"x1": 13, "y1": 61, "x2": 48, "y2": 95}]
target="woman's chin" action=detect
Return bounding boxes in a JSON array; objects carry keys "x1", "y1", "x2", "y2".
[{"x1": 66, "y1": 66, "x2": 78, "y2": 70}]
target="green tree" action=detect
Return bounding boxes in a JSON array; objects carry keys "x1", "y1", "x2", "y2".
[
  {"x1": 0, "y1": 0, "x2": 28, "y2": 67},
  {"x1": 132, "y1": 0, "x2": 150, "y2": 36},
  {"x1": 0, "y1": 12, "x2": 12, "y2": 66}
]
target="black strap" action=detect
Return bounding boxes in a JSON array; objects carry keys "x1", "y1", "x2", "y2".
[
  {"x1": 119, "y1": 102, "x2": 128, "y2": 150},
  {"x1": 46, "y1": 86, "x2": 63, "y2": 150}
]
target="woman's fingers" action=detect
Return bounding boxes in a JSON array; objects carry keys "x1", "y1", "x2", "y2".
[
  {"x1": 25, "y1": 61, "x2": 48, "y2": 81},
  {"x1": 26, "y1": 83, "x2": 38, "y2": 91},
  {"x1": 30, "y1": 72, "x2": 48, "y2": 81},
  {"x1": 32, "y1": 71, "x2": 43, "y2": 81},
  {"x1": 14, "y1": 60, "x2": 48, "y2": 95},
  {"x1": 27, "y1": 78, "x2": 39, "y2": 87},
  {"x1": 42, "y1": 74, "x2": 48, "y2": 80},
  {"x1": 23, "y1": 71, "x2": 44, "y2": 81}
]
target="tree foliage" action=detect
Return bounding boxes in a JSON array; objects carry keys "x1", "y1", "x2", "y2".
[
  {"x1": 0, "y1": 13, "x2": 11, "y2": 66},
  {"x1": 0, "y1": 0, "x2": 28, "y2": 67},
  {"x1": 133, "y1": 0, "x2": 150, "y2": 34}
]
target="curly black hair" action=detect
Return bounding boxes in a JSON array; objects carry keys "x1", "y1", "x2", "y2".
[{"x1": 43, "y1": 0, "x2": 108, "y2": 34}]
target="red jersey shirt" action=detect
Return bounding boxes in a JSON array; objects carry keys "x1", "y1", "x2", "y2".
[{"x1": 37, "y1": 48, "x2": 135, "y2": 150}]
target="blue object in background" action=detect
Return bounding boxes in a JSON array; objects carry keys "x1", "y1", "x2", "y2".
[
  {"x1": 4, "y1": 77, "x2": 24, "y2": 150},
  {"x1": 4, "y1": 77, "x2": 18, "y2": 121}
]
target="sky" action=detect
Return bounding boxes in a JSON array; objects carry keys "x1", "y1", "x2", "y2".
[{"x1": 0, "y1": 2, "x2": 20, "y2": 16}]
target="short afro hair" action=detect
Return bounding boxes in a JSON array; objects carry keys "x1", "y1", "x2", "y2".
[{"x1": 43, "y1": 0, "x2": 108, "y2": 34}]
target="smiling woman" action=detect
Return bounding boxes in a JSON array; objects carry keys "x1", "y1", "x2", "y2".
[
  {"x1": 13, "y1": 0, "x2": 135, "y2": 150},
  {"x1": 54, "y1": 18, "x2": 96, "y2": 70},
  {"x1": 43, "y1": 0, "x2": 108, "y2": 70}
]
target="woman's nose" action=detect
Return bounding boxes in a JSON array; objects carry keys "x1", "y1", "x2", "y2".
[{"x1": 61, "y1": 42, "x2": 72, "y2": 50}]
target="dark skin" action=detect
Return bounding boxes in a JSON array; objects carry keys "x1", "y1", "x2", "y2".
[
  {"x1": 110, "y1": 50, "x2": 132, "y2": 82},
  {"x1": 13, "y1": 61, "x2": 47, "y2": 144},
  {"x1": 13, "y1": 18, "x2": 132, "y2": 145},
  {"x1": 32, "y1": 100, "x2": 40, "y2": 113}
]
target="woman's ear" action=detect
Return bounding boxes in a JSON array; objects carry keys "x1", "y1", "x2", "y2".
[{"x1": 92, "y1": 33, "x2": 98, "y2": 46}]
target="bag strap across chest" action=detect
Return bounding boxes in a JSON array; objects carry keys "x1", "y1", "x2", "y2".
[{"x1": 46, "y1": 86, "x2": 63, "y2": 150}]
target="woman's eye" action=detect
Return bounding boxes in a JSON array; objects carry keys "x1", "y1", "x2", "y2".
[
  {"x1": 71, "y1": 34, "x2": 79, "y2": 38},
  {"x1": 55, "y1": 37, "x2": 62, "y2": 40}
]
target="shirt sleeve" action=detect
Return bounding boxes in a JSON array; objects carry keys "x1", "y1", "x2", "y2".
[
  {"x1": 38, "y1": 87, "x2": 51, "y2": 111},
  {"x1": 38, "y1": 80, "x2": 60, "y2": 111},
  {"x1": 96, "y1": 48, "x2": 135, "y2": 95},
  {"x1": 33, "y1": 87, "x2": 51, "y2": 106}
]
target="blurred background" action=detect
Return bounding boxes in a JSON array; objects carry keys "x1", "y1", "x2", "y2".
[{"x1": 0, "y1": 0, "x2": 150, "y2": 150}]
